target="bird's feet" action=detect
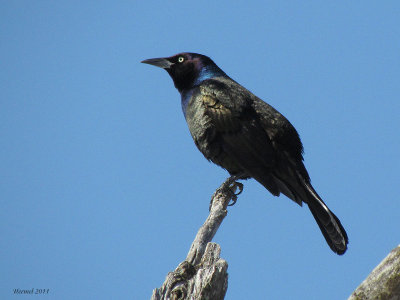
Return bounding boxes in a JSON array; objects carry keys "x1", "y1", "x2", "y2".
[
  {"x1": 209, "y1": 174, "x2": 245, "y2": 210},
  {"x1": 228, "y1": 181, "x2": 243, "y2": 206}
]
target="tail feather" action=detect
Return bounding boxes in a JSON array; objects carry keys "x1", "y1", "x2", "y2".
[
  {"x1": 270, "y1": 168, "x2": 349, "y2": 255},
  {"x1": 304, "y1": 183, "x2": 348, "y2": 255}
]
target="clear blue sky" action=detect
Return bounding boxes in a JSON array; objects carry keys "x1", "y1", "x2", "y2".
[{"x1": 1, "y1": 1, "x2": 399, "y2": 299}]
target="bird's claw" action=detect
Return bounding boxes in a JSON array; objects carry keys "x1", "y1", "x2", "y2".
[
  {"x1": 232, "y1": 181, "x2": 243, "y2": 196},
  {"x1": 227, "y1": 181, "x2": 243, "y2": 206},
  {"x1": 227, "y1": 197, "x2": 237, "y2": 206},
  {"x1": 209, "y1": 175, "x2": 245, "y2": 210}
]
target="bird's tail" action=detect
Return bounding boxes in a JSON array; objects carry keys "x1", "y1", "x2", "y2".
[
  {"x1": 303, "y1": 182, "x2": 348, "y2": 255},
  {"x1": 270, "y1": 168, "x2": 348, "y2": 255}
]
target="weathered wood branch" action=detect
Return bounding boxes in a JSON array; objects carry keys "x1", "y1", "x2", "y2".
[
  {"x1": 349, "y1": 245, "x2": 400, "y2": 300},
  {"x1": 150, "y1": 176, "x2": 242, "y2": 300}
]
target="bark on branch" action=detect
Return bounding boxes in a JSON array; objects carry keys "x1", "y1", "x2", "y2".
[
  {"x1": 150, "y1": 176, "x2": 242, "y2": 300},
  {"x1": 349, "y1": 245, "x2": 400, "y2": 300}
]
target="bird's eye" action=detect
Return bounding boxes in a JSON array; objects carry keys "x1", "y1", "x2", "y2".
[{"x1": 178, "y1": 56, "x2": 185, "y2": 63}]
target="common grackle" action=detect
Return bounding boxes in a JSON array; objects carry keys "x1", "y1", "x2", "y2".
[{"x1": 141, "y1": 52, "x2": 348, "y2": 255}]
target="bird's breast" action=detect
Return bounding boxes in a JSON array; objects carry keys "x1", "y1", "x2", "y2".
[{"x1": 181, "y1": 90, "x2": 193, "y2": 118}]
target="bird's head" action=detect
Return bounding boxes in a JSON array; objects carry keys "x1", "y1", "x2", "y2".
[{"x1": 141, "y1": 52, "x2": 225, "y2": 92}]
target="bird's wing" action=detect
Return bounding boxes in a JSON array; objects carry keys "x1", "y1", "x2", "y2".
[
  {"x1": 201, "y1": 78, "x2": 309, "y2": 205},
  {"x1": 251, "y1": 97, "x2": 306, "y2": 169},
  {"x1": 196, "y1": 79, "x2": 281, "y2": 195}
]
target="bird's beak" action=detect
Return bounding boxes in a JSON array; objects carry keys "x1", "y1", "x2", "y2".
[{"x1": 141, "y1": 57, "x2": 173, "y2": 69}]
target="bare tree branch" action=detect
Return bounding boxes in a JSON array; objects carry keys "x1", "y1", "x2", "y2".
[
  {"x1": 349, "y1": 245, "x2": 400, "y2": 300},
  {"x1": 151, "y1": 176, "x2": 242, "y2": 300}
]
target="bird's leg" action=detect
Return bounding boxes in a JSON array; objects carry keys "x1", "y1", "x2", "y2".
[{"x1": 209, "y1": 174, "x2": 246, "y2": 210}]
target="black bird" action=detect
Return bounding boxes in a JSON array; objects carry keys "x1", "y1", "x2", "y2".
[{"x1": 141, "y1": 52, "x2": 348, "y2": 255}]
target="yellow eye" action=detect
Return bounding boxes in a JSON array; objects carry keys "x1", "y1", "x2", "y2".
[{"x1": 178, "y1": 56, "x2": 185, "y2": 63}]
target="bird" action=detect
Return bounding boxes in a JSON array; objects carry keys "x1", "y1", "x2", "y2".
[{"x1": 141, "y1": 52, "x2": 348, "y2": 255}]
